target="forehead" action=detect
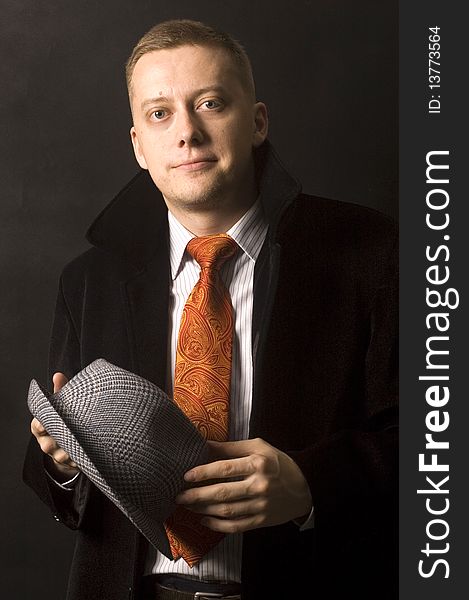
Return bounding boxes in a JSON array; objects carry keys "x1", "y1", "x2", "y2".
[{"x1": 131, "y1": 45, "x2": 242, "y2": 98}]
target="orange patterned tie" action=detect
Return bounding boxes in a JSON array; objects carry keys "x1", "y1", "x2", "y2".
[{"x1": 165, "y1": 233, "x2": 238, "y2": 566}]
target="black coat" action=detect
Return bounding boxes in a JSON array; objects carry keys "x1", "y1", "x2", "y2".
[{"x1": 24, "y1": 142, "x2": 398, "y2": 599}]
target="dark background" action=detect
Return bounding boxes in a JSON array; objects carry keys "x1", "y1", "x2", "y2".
[{"x1": 1, "y1": 1, "x2": 397, "y2": 597}]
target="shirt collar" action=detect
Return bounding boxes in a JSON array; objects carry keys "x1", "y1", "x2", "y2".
[{"x1": 168, "y1": 198, "x2": 267, "y2": 280}]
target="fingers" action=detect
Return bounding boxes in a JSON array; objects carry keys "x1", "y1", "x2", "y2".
[
  {"x1": 35, "y1": 429, "x2": 61, "y2": 459},
  {"x1": 30, "y1": 372, "x2": 76, "y2": 478},
  {"x1": 183, "y1": 498, "x2": 268, "y2": 520},
  {"x1": 46, "y1": 439, "x2": 78, "y2": 469},
  {"x1": 46, "y1": 444, "x2": 78, "y2": 471},
  {"x1": 52, "y1": 448, "x2": 78, "y2": 468},
  {"x1": 30, "y1": 417, "x2": 78, "y2": 469},
  {"x1": 31, "y1": 417, "x2": 47, "y2": 437},
  {"x1": 30, "y1": 371, "x2": 68, "y2": 437},
  {"x1": 53, "y1": 372, "x2": 69, "y2": 393},
  {"x1": 205, "y1": 438, "x2": 271, "y2": 461},
  {"x1": 177, "y1": 480, "x2": 269, "y2": 533},
  {"x1": 184, "y1": 455, "x2": 260, "y2": 483},
  {"x1": 179, "y1": 437, "x2": 313, "y2": 532},
  {"x1": 201, "y1": 514, "x2": 264, "y2": 534},
  {"x1": 177, "y1": 479, "x2": 250, "y2": 505}
]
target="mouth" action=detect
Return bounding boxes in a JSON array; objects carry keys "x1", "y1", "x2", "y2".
[{"x1": 172, "y1": 157, "x2": 218, "y2": 171}]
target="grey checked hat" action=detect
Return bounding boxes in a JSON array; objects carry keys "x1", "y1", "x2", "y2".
[{"x1": 27, "y1": 359, "x2": 208, "y2": 559}]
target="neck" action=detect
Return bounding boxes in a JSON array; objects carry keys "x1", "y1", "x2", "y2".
[{"x1": 168, "y1": 199, "x2": 256, "y2": 236}]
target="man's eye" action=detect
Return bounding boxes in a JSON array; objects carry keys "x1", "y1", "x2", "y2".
[
  {"x1": 201, "y1": 100, "x2": 221, "y2": 110},
  {"x1": 151, "y1": 109, "x2": 166, "y2": 120}
]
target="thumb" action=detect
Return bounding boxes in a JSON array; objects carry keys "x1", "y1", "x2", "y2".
[{"x1": 53, "y1": 372, "x2": 69, "y2": 393}]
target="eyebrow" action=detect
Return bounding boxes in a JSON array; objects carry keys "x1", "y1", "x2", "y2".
[{"x1": 140, "y1": 86, "x2": 228, "y2": 111}]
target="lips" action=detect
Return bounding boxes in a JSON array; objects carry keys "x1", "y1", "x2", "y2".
[{"x1": 173, "y1": 157, "x2": 217, "y2": 171}]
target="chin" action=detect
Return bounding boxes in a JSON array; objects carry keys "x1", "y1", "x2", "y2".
[
  {"x1": 171, "y1": 193, "x2": 224, "y2": 213},
  {"x1": 164, "y1": 180, "x2": 229, "y2": 212}
]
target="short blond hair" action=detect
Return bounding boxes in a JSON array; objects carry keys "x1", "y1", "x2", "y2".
[{"x1": 125, "y1": 19, "x2": 255, "y2": 100}]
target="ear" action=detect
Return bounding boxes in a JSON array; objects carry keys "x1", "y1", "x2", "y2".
[
  {"x1": 130, "y1": 126, "x2": 148, "y2": 170},
  {"x1": 252, "y1": 102, "x2": 269, "y2": 148}
]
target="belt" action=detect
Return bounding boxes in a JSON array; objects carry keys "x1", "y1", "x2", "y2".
[{"x1": 140, "y1": 575, "x2": 242, "y2": 600}]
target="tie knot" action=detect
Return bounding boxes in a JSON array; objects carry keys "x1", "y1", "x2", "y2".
[{"x1": 187, "y1": 234, "x2": 238, "y2": 271}]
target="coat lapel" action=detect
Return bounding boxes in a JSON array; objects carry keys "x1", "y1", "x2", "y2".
[
  {"x1": 250, "y1": 142, "x2": 301, "y2": 434},
  {"x1": 121, "y1": 241, "x2": 170, "y2": 391},
  {"x1": 86, "y1": 170, "x2": 171, "y2": 391}
]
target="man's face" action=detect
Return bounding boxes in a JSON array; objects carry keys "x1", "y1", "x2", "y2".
[{"x1": 129, "y1": 45, "x2": 268, "y2": 215}]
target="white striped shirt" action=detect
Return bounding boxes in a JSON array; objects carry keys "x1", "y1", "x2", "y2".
[{"x1": 145, "y1": 199, "x2": 268, "y2": 582}]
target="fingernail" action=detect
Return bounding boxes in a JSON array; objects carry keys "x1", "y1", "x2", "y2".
[{"x1": 184, "y1": 471, "x2": 195, "y2": 482}]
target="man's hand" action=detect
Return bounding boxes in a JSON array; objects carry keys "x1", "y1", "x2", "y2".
[
  {"x1": 30, "y1": 372, "x2": 79, "y2": 481},
  {"x1": 176, "y1": 437, "x2": 312, "y2": 533}
]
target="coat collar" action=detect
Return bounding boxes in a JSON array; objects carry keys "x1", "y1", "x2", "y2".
[{"x1": 85, "y1": 140, "x2": 301, "y2": 268}]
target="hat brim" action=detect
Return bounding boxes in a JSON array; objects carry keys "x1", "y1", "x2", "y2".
[{"x1": 28, "y1": 378, "x2": 173, "y2": 559}]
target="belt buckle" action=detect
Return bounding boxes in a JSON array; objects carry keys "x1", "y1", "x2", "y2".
[{"x1": 194, "y1": 594, "x2": 224, "y2": 600}]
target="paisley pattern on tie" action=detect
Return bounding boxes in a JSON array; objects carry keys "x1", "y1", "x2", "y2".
[{"x1": 165, "y1": 234, "x2": 238, "y2": 567}]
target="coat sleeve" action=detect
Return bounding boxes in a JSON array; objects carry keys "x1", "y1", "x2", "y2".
[
  {"x1": 23, "y1": 274, "x2": 92, "y2": 530},
  {"x1": 288, "y1": 233, "x2": 398, "y2": 538}
]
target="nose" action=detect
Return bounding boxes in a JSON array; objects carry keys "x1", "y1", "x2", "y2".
[{"x1": 176, "y1": 109, "x2": 204, "y2": 147}]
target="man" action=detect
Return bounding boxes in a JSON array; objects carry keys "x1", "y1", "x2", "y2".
[{"x1": 24, "y1": 19, "x2": 398, "y2": 600}]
